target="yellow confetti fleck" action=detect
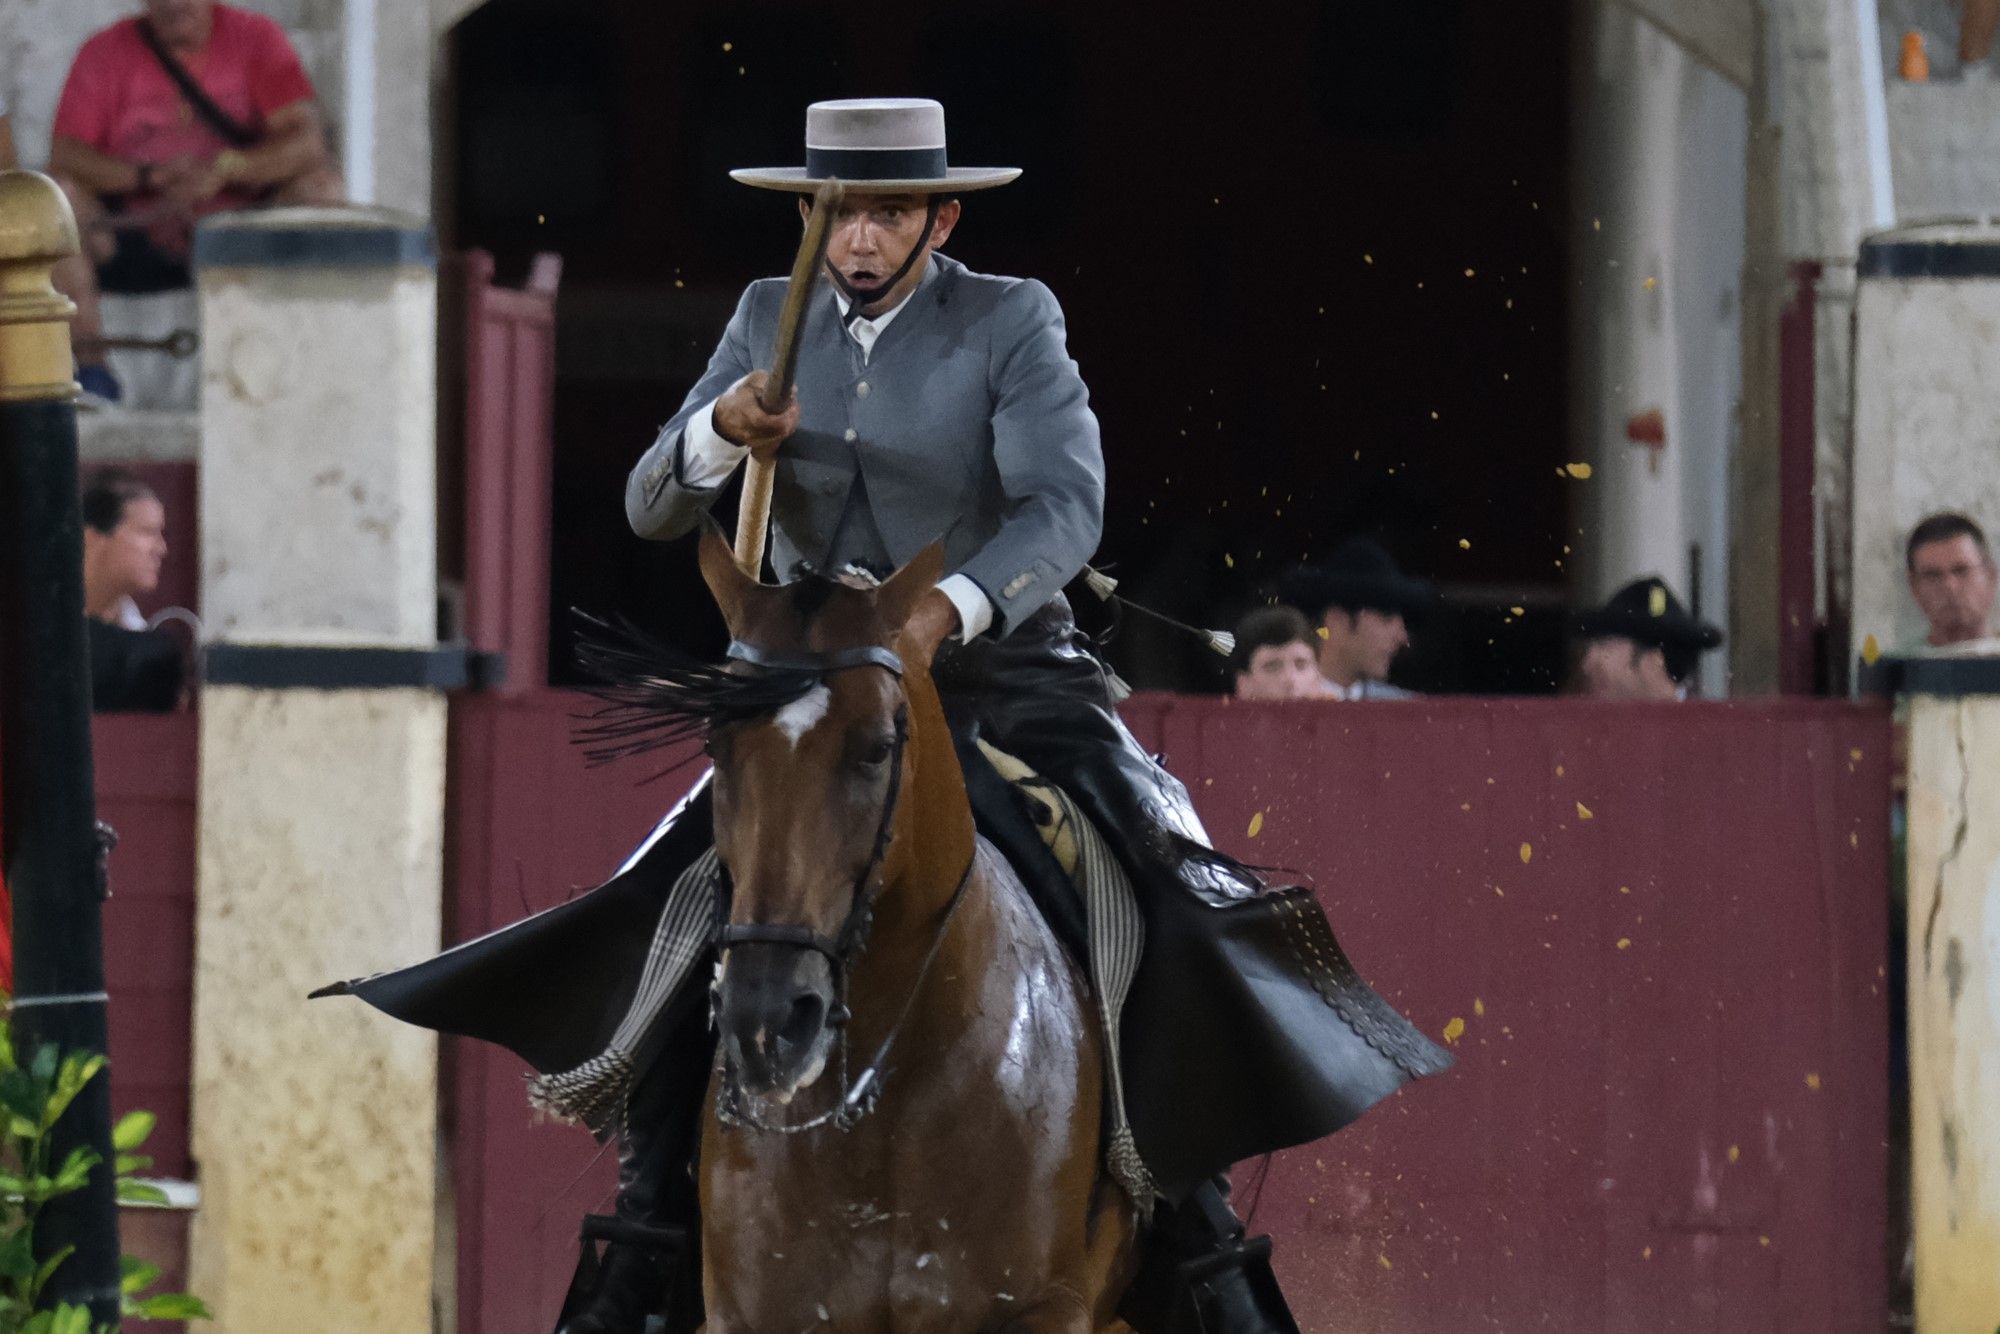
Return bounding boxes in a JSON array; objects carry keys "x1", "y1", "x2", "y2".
[
  {"x1": 1441, "y1": 1017, "x2": 1466, "y2": 1044},
  {"x1": 1618, "y1": 884, "x2": 1630, "y2": 894},
  {"x1": 1576, "y1": 802, "x2": 1594, "y2": 820},
  {"x1": 1378, "y1": 1253, "x2": 1394, "y2": 1270},
  {"x1": 1805, "y1": 1072, "x2": 1822, "y2": 1090},
  {"x1": 1564, "y1": 462, "x2": 1593, "y2": 479},
  {"x1": 1510, "y1": 605, "x2": 1525, "y2": 616},
  {"x1": 1649, "y1": 585, "x2": 1668, "y2": 617},
  {"x1": 1247, "y1": 811, "x2": 1265, "y2": 838},
  {"x1": 1616, "y1": 938, "x2": 1631, "y2": 950},
  {"x1": 1363, "y1": 253, "x2": 1374, "y2": 264},
  {"x1": 1460, "y1": 802, "x2": 1472, "y2": 812},
  {"x1": 1473, "y1": 997, "x2": 1485, "y2": 1016},
  {"x1": 1555, "y1": 764, "x2": 1565, "y2": 776},
  {"x1": 1849, "y1": 831, "x2": 1859, "y2": 848},
  {"x1": 1463, "y1": 268, "x2": 1476, "y2": 278},
  {"x1": 1317, "y1": 626, "x2": 1330, "y2": 640},
  {"x1": 1519, "y1": 842, "x2": 1533, "y2": 864},
  {"x1": 1224, "y1": 553, "x2": 1235, "y2": 568},
  {"x1": 1758, "y1": 1235, "x2": 1770, "y2": 1247},
  {"x1": 1850, "y1": 748, "x2": 1864, "y2": 762},
  {"x1": 1861, "y1": 634, "x2": 1881, "y2": 666},
  {"x1": 721, "y1": 40, "x2": 734, "y2": 50},
  {"x1": 1642, "y1": 276, "x2": 1658, "y2": 290},
  {"x1": 1593, "y1": 217, "x2": 1602, "y2": 230},
  {"x1": 1727, "y1": 1144, "x2": 1740, "y2": 1164},
  {"x1": 1494, "y1": 886, "x2": 1505, "y2": 897},
  {"x1": 1459, "y1": 539, "x2": 1472, "y2": 550},
  {"x1": 1642, "y1": 1246, "x2": 1653, "y2": 1260}
]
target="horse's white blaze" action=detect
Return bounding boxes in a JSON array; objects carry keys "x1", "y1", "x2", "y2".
[{"x1": 772, "y1": 685, "x2": 832, "y2": 747}]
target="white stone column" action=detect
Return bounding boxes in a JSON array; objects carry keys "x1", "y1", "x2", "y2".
[
  {"x1": 1850, "y1": 227, "x2": 2000, "y2": 658},
  {"x1": 188, "y1": 208, "x2": 445, "y2": 1334},
  {"x1": 1905, "y1": 684, "x2": 2000, "y2": 1328}
]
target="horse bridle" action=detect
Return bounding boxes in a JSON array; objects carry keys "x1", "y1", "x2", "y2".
[{"x1": 710, "y1": 638, "x2": 975, "y2": 1134}]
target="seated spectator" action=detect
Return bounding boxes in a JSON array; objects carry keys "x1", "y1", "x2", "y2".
[
  {"x1": 1230, "y1": 606, "x2": 1323, "y2": 701},
  {"x1": 1574, "y1": 577, "x2": 1722, "y2": 701},
  {"x1": 1902, "y1": 511, "x2": 1998, "y2": 652},
  {"x1": 48, "y1": 0, "x2": 341, "y2": 404},
  {"x1": 82, "y1": 468, "x2": 183, "y2": 712},
  {"x1": 1277, "y1": 538, "x2": 1431, "y2": 700}
]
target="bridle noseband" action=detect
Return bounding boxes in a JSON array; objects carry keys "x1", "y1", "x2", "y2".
[{"x1": 710, "y1": 638, "x2": 974, "y2": 1134}]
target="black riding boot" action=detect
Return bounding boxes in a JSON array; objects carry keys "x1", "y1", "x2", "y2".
[
  {"x1": 1123, "y1": 1180, "x2": 1300, "y2": 1334},
  {"x1": 556, "y1": 1008, "x2": 709, "y2": 1334}
]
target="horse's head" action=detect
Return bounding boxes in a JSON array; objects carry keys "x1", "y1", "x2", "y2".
[{"x1": 695, "y1": 527, "x2": 949, "y2": 1105}]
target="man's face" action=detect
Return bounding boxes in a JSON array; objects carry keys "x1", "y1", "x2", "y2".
[
  {"x1": 1321, "y1": 607, "x2": 1410, "y2": 683},
  {"x1": 143, "y1": 0, "x2": 215, "y2": 48},
  {"x1": 1907, "y1": 534, "x2": 1998, "y2": 645},
  {"x1": 808, "y1": 192, "x2": 961, "y2": 315},
  {"x1": 1580, "y1": 636, "x2": 1673, "y2": 701},
  {"x1": 88, "y1": 496, "x2": 167, "y2": 600},
  {"x1": 1235, "y1": 641, "x2": 1322, "y2": 701}
]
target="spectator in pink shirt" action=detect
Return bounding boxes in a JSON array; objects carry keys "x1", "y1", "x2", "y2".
[{"x1": 48, "y1": 0, "x2": 341, "y2": 403}]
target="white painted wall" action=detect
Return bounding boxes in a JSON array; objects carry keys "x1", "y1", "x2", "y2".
[
  {"x1": 1574, "y1": 5, "x2": 1749, "y2": 695},
  {"x1": 1851, "y1": 231, "x2": 2000, "y2": 655}
]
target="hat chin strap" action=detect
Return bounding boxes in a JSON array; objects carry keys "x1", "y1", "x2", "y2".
[{"x1": 824, "y1": 196, "x2": 943, "y2": 327}]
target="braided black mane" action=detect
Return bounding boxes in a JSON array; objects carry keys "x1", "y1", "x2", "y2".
[{"x1": 570, "y1": 612, "x2": 824, "y2": 770}]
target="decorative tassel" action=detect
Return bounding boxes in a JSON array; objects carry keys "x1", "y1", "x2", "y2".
[
  {"x1": 1204, "y1": 630, "x2": 1236, "y2": 659},
  {"x1": 1083, "y1": 566, "x2": 1120, "y2": 601}
]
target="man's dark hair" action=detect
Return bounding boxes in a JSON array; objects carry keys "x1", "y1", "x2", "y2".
[
  {"x1": 1906, "y1": 511, "x2": 1991, "y2": 572},
  {"x1": 81, "y1": 468, "x2": 157, "y2": 535},
  {"x1": 1230, "y1": 605, "x2": 1314, "y2": 675}
]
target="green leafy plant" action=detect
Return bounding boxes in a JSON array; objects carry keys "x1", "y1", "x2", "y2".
[{"x1": 0, "y1": 1015, "x2": 209, "y2": 1331}]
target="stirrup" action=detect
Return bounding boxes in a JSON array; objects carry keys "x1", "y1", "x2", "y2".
[
  {"x1": 1178, "y1": 1234, "x2": 1300, "y2": 1334},
  {"x1": 554, "y1": 1214, "x2": 689, "y2": 1334}
]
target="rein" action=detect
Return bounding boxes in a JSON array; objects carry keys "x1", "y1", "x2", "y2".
[{"x1": 710, "y1": 638, "x2": 974, "y2": 1134}]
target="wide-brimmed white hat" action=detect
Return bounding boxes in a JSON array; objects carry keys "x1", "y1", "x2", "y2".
[{"x1": 729, "y1": 98, "x2": 1021, "y2": 194}]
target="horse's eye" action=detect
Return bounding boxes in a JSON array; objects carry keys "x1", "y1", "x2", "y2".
[{"x1": 857, "y1": 737, "x2": 895, "y2": 769}]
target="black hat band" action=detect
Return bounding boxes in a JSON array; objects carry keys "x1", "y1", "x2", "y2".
[{"x1": 804, "y1": 146, "x2": 950, "y2": 180}]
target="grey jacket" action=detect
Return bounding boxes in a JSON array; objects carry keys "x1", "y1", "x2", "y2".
[{"x1": 625, "y1": 254, "x2": 1105, "y2": 638}]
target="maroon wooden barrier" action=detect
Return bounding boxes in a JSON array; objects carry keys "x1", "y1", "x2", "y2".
[
  {"x1": 442, "y1": 690, "x2": 1892, "y2": 1333},
  {"x1": 93, "y1": 710, "x2": 200, "y2": 1332},
  {"x1": 454, "y1": 250, "x2": 557, "y2": 694},
  {"x1": 95, "y1": 711, "x2": 198, "y2": 1181}
]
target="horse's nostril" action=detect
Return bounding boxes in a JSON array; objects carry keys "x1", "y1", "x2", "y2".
[{"x1": 778, "y1": 993, "x2": 825, "y2": 1050}]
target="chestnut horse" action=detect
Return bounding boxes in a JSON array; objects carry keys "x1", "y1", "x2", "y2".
[{"x1": 691, "y1": 530, "x2": 1136, "y2": 1332}]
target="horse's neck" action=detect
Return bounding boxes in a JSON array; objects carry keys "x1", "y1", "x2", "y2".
[
  {"x1": 877, "y1": 665, "x2": 974, "y2": 931},
  {"x1": 845, "y1": 665, "x2": 979, "y2": 1032}
]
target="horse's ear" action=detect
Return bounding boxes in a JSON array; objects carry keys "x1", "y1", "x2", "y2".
[
  {"x1": 697, "y1": 516, "x2": 760, "y2": 636},
  {"x1": 876, "y1": 540, "x2": 947, "y2": 636}
]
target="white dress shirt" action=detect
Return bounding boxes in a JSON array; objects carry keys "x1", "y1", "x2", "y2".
[{"x1": 678, "y1": 283, "x2": 995, "y2": 639}]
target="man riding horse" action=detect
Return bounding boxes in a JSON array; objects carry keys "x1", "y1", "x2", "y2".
[{"x1": 321, "y1": 99, "x2": 1448, "y2": 1333}]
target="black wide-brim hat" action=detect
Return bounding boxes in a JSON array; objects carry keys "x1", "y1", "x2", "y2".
[
  {"x1": 1573, "y1": 577, "x2": 1723, "y2": 650},
  {"x1": 731, "y1": 98, "x2": 1021, "y2": 194},
  {"x1": 1278, "y1": 537, "x2": 1437, "y2": 621}
]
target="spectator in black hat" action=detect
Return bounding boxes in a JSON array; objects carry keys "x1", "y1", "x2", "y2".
[
  {"x1": 1277, "y1": 538, "x2": 1432, "y2": 700},
  {"x1": 1230, "y1": 605, "x2": 1323, "y2": 701},
  {"x1": 1574, "y1": 577, "x2": 1722, "y2": 701}
]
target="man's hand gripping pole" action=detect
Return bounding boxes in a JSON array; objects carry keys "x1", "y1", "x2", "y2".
[{"x1": 733, "y1": 178, "x2": 844, "y2": 578}]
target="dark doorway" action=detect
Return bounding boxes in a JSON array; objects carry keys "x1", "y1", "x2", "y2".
[{"x1": 448, "y1": 0, "x2": 1574, "y2": 693}]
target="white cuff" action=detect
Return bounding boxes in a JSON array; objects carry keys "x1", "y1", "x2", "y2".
[
  {"x1": 939, "y1": 574, "x2": 995, "y2": 641},
  {"x1": 682, "y1": 397, "x2": 750, "y2": 489}
]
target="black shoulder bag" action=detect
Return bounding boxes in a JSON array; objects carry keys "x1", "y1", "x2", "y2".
[{"x1": 135, "y1": 19, "x2": 259, "y2": 149}]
